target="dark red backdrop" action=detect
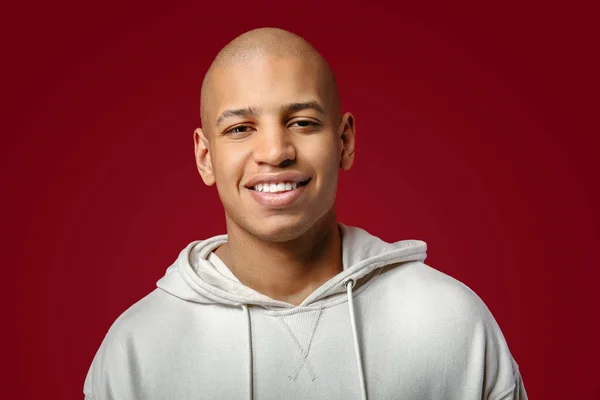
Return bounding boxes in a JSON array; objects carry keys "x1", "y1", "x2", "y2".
[{"x1": 3, "y1": 1, "x2": 598, "y2": 398}]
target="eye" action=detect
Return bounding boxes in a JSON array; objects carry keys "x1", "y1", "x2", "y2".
[
  {"x1": 225, "y1": 125, "x2": 252, "y2": 135},
  {"x1": 289, "y1": 120, "x2": 320, "y2": 129}
]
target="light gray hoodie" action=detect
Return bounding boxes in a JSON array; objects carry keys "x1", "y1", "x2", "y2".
[{"x1": 84, "y1": 224, "x2": 527, "y2": 399}]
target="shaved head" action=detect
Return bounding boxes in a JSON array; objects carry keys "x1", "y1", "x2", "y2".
[
  {"x1": 200, "y1": 27, "x2": 340, "y2": 133},
  {"x1": 193, "y1": 27, "x2": 356, "y2": 243}
]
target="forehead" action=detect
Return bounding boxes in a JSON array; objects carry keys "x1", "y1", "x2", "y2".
[{"x1": 207, "y1": 57, "x2": 332, "y2": 124}]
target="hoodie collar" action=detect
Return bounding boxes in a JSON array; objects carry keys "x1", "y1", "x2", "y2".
[{"x1": 157, "y1": 223, "x2": 427, "y2": 309}]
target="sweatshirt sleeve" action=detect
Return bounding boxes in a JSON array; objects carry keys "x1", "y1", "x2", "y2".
[
  {"x1": 459, "y1": 283, "x2": 529, "y2": 400},
  {"x1": 494, "y1": 356, "x2": 528, "y2": 400},
  {"x1": 478, "y1": 306, "x2": 529, "y2": 400},
  {"x1": 513, "y1": 369, "x2": 528, "y2": 400},
  {"x1": 493, "y1": 358, "x2": 528, "y2": 400},
  {"x1": 83, "y1": 326, "x2": 139, "y2": 400}
]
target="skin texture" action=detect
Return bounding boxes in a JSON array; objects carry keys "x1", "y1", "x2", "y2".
[{"x1": 194, "y1": 28, "x2": 356, "y2": 305}]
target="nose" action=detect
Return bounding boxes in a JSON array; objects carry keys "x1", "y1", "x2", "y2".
[{"x1": 253, "y1": 122, "x2": 296, "y2": 167}]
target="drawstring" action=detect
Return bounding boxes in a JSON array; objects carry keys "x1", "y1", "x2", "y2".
[
  {"x1": 242, "y1": 282, "x2": 367, "y2": 400},
  {"x1": 242, "y1": 305, "x2": 253, "y2": 400},
  {"x1": 344, "y1": 278, "x2": 368, "y2": 400}
]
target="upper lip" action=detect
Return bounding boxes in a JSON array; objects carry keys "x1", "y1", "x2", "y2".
[{"x1": 244, "y1": 172, "x2": 311, "y2": 188}]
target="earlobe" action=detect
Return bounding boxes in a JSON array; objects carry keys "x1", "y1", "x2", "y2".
[
  {"x1": 338, "y1": 113, "x2": 356, "y2": 171},
  {"x1": 193, "y1": 128, "x2": 216, "y2": 186}
]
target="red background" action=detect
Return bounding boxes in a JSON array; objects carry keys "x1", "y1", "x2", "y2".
[{"x1": 3, "y1": 1, "x2": 598, "y2": 398}]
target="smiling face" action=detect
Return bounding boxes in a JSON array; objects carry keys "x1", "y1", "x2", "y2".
[{"x1": 194, "y1": 55, "x2": 355, "y2": 242}]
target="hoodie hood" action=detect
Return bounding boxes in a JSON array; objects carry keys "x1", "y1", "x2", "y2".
[{"x1": 157, "y1": 223, "x2": 427, "y2": 309}]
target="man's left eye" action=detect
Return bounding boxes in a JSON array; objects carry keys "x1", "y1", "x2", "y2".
[{"x1": 290, "y1": 120, "x2": 318, "y2": 128}]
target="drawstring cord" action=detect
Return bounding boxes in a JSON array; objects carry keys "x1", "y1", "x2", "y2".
[
  {"x1": 242, "y1": 280, "x2": 367, "y2": 400},
  {"x1": 242, "y1": 305, "x2": 253, "y2": 400},
  {"x1": 344, "y1": 278, "x2": 368, "y2": 400}
]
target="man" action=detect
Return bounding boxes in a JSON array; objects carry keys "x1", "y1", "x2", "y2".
[{"x1": 84, "y1": 27, "x2": 528, "y2": 399}]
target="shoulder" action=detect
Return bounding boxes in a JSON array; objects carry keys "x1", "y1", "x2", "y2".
[
  {"x1": 106, "y1": 289, "x2": 172, "y2": 334},
  {"x1": 371, "y1": 261, "x2": 504, "y2": 335},
  {"x1": 94, "y1": 287, "x2": 199, "y2": 350},
  {"x1": 86, "y1": 289, "x2": 174, "y2": 364},
  {"x1": 364, "y1": 262, "x2": 525, "y2": 399},
  {"x1": 84, "y1": 288, "x2": 194, "y2": 397},
  {"x1": 377, "y1": 261, "x2": 490, "y2": 309}
]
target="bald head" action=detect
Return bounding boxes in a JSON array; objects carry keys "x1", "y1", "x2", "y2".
[{"x1": 200, "y1": 27, "x2": 340, "y2": 132}]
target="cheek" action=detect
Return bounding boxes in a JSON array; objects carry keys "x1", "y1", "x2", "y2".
[
  {"x1": 212, "y1": 146, "x2": 248, "y2": 192},
  {"x1": 303, "y1": 136, "x2": 340, "y2": 200},
  {"x1": 312, "y1": 136, "x2": 340, "y2": 174}
]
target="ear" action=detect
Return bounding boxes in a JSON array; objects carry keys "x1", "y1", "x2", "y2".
[
  {"x1": 193, "y1": 127, "x2": 216, "y2": 186},
  {"x1": 338, "y1": 112, "x2": 356, "y2": 170}
]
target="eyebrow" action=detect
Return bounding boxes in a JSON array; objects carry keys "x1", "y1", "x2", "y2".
[
  {"x1": 283, "y1": 101, "x2": 325, "y2": 115},
  {"x1": 215, "y1": 101, "x2": 326, "y2": 127}
]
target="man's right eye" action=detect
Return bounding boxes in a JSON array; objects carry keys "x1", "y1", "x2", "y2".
[{"x1": 226, "y1": 125, "x2": 251, "y2": 135}]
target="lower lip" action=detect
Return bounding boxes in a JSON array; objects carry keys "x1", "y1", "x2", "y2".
[{"x1": 247, "y1": 184, "x2": 307, "y2": 208}]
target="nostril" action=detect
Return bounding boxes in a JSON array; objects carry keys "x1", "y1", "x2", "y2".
[{"x1": 278, "y1": 159, "x2": 296, "y2": 168}]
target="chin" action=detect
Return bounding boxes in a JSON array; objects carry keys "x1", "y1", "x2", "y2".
[
  {"x1": 246, "y1": 217, "x2": 312, "y2": 243},
  {"x1": 225, "y1": 199, "x2": 337, "y2": 243},
  {"x1": 239, "y1": 206, "x2": 337, "y2": 243}
]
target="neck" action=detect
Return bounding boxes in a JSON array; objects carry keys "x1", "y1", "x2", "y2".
[{"x1": 215, "y1": 210, "x2": 342, "y2": 306}]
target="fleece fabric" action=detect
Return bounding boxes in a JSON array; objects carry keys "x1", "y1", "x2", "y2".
[{"x1": 83, "y1": 223, "x2": 528, "y2": 400}]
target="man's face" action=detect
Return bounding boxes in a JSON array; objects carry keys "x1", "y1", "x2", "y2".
[{"x1": 195, "y1": 56, "x2": 354, "y2": 242}]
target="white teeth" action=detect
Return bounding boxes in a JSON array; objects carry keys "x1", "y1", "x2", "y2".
[{"x1": 253, "y1": 181, "x2": 302, "y2": 193}]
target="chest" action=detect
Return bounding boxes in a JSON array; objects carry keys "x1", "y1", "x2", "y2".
[{"x1": 126, "y1": 304, "x2": 482, "y2": 400}]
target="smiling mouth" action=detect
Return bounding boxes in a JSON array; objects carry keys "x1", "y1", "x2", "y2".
[{"x1": 249, "y1": 178, "x2": 311, "y2": 193}]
